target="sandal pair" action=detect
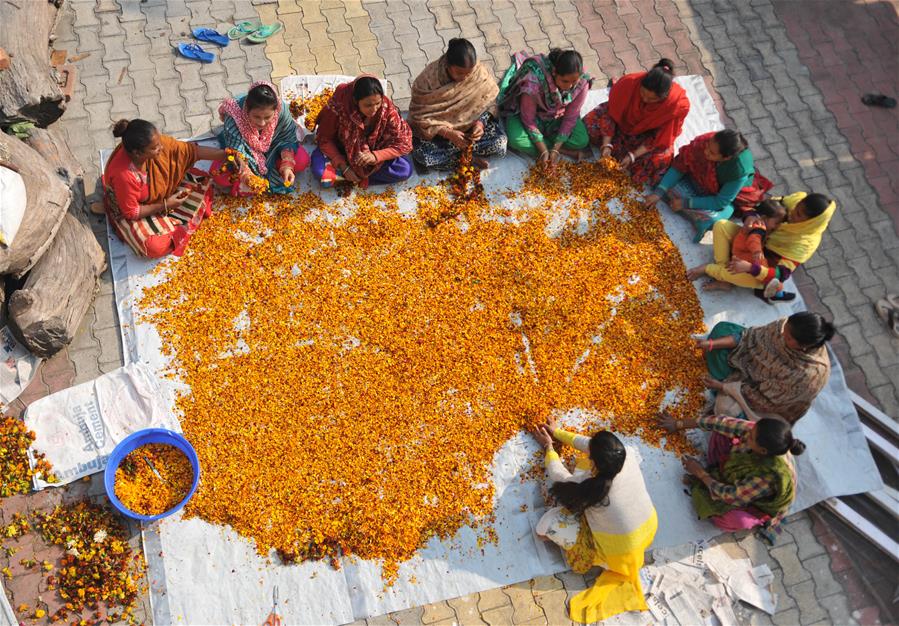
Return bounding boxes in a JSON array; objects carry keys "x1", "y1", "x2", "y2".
[
  {"x1": 227, "y1": 21, "x2": 282, "y2": 42},
  {"x1": 874, "y1": 294, "x2": 899, "y2": 338}
]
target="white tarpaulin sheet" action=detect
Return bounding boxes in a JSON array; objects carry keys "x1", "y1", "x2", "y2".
[
  {"x1": 0, "y1": 325, "x2": 41, "y2": 404},
  {"x1": 103, "y1": 76, "x2": 881, "y2": 625}
]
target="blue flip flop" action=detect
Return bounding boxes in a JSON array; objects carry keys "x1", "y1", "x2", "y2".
[
  {"x1": 177, "y1": 43, "x2": 215, "y2": 63},
  {"x1": 192, "y1": 28, "x2": 229, "y2": 47}
]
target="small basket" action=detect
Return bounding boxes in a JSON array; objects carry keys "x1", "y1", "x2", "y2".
[{"x1": 104, "y1": 428, "x2": 201, "y2": 522}]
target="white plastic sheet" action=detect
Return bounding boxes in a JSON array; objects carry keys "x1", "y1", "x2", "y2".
[
  {"x1": 103, "y1": 76, "x2": 882, "y2": 625},
  {"x1": 0, "y1": 325, "x2": 41, "y2": 404},
  {"x1": 24, "y1": 362, "x2": 180, "y2": 488},
  {"x1": 0, "y1": 165, "x2": 26, "y2": 247}
]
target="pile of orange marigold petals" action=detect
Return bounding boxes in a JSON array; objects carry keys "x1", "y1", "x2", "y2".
[
  {"x1": 114, "y1": 443, "x2": 193, "y2": 516},
  {"x1": 139, "y1": 157, "x2": 706, "y2": 581},
  {"x1": 289, "y1": 88, "x2": 333, "y2": 131}
]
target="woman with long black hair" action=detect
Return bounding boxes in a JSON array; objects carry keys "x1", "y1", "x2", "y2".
[{"x1": 532, "y1": 419, "x2": 657, "y2": 623}]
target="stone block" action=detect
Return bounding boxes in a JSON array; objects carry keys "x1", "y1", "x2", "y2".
[
  {"x1": 421, "y1": 601, "x2": 455, "y2": 624},
  {"x1": 447, "y1": 594, "x2": 487, "y2": 625},
  {"x1": 504, "y1": 582, "x2": 545, "y2": 624},
  {"x1": 786, "y1": 579, "x2": 827, "y2": 624},
  {"x1": 478, "y1": 587, "x2": 511, "y2": 612}
]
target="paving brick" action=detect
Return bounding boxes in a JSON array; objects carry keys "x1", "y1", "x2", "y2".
[
  {"x1": 503, "y1": 582, "x2": 545, "y2": 625},
  {"x1": 788, "y1": 579, "x2": 828, "y2": 624},
  {"x1": 446, "y1": 594, "x2": 486, "y2": 625},
  {"x1": 420, "y1": 601, "x2": 454, "y2": 624}
]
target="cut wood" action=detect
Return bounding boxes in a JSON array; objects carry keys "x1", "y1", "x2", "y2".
[
  {"x1": 24, "y1": 126, "x2": 83, "y2": 188},
  {"x1": 8, "y1": 211, "x2": 106, "y2": 358},
  {"x1": 0, "y1": 132, "x2": 70, "y2": 277},
  {"x1": 0, "y1": 0, "x2": 66, "y2": 126}
]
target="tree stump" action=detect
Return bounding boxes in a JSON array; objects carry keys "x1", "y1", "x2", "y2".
[
  {"x1": 25, "y1": 126, "x2": 83, "y2": 188},
  {"x1": 0, "y1": 132, "x2": 70, "y2": 277},
  {"x1": 0, "y1": 0, "x2": 66, "y2": 126},
  {"x1": 8, "y1": 211, "x2": 106, "y2": 358}
]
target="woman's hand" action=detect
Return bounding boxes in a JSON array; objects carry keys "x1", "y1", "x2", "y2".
[
  {"x1": 531, "y1": 425, "x2": 554, "y2": 449},
  {"x1": 726, "y1": 259, "x2": 753, "y2": 274},
  {"x1": 354, "y1": 150, "x2": 378, "y2": 168},
  {"x1": 166, "y1": 189, "x2": 190, "y2": 211},
  {"x1": 681, "y1": 456, "x2": 705, "y2": 478},
  {"x1": 721, "y1": 381, "x2": 742, "y2": 400},
  {"x1": 600, "y1": 145, "x2": 613, "y2": 158},
  {"x1": 543, "y1": 416, "x2": 559, "y2": 435},
  {"x1": 658, "y1": 411, "x2": 680, "y2": 433},
  {"x1": 694, "y1": 336, "x2": 712, "y2": 351},
  {"x1": 443, "y1": 128, "x2": 471, "y2": 150},
  {"x1": 619, "y1": 153, "x2": 634, "y2": 171},
  {"x1": 467, "y1": 121, "x2": 485, "y2": 142},
  {"x1": 668, "y1": 193, "x2": 684, "y2": 211},
  {"x1": 703, "y1": 375, "x2": 724, "y2": 392},
  {"x1": 343, "y1": 166, "x2": 362, "y2": 183},
  {"x1": 643, "y1": 193, "x2": 661, "y2": 209},
  {"x1": 281, "y1": 166, "x2": 295, "y2": 187}
]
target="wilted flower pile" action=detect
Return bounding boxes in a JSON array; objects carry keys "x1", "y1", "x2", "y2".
[
  {"x1": 114, "y1": 444, "x2": 193, "y2": 516},
  {"x1": 139, "y1": 158, "x2": 706, "y2": 579},
  {"x1": 0, "y1": 415, "x2": 55, "y2": 497},
  {"x1": 289, "y1": 87, "x2": 333, "y2": 131},
  {"x1": 2, "y1": 502, "x2": 145, "y2": 624}
]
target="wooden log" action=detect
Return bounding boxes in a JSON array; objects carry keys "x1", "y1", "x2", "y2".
[
  {"x1": 0, "y1": 131, "x2": 70, "y2": 277},
  {"x1": 0, "y1": 0, "x2": 65, "y2": 126},
  {"x1": 8, "y1": 211, "x2": 106, "y2": 358},
  {"x1": 24, "y1": 126, "x2": 83, "y2": 188}
]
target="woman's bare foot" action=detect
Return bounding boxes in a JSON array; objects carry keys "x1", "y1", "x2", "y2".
[
  {"x1": 686, "y1": 264, "x2": 707, "y2": 281},
  {"x1": 702, "y1": 280, "x2": 733, "y2": 292}
]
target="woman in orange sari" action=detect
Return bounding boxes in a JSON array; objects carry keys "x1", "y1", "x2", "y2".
[
  {"x1": 102, "y1": 119, "x2": 226, "y2": 258},
  {"x1": 584, "y1": 58, "x2": 690, "y2": 186}
]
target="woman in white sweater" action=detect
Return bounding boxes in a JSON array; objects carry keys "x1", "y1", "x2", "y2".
[{"x1": 532, "y1": 419, "x2": 657, "y2": 623}]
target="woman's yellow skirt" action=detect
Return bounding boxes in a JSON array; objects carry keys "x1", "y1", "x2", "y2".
[{"x1": 564, "y1": 509, "x2": 658, "y2": 623}]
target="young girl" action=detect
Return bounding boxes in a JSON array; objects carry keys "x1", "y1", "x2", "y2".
[{"x1": 216, "y1": 81, "x2": 309, "y2": 195}]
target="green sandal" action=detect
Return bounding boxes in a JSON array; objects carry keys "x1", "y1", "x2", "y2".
[
  {"x1": 247, "y1": 23, "x2": 282, "y2": 43},
  {"x1": 227, "y1": 21, "x2": 261, "y2": 40}
]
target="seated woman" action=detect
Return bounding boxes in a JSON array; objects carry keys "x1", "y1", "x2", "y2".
[
  {"x1": 312, "y1": 75, "x2": 413, "y2": 187},
  {"x1": 660, "y1": 412, "x2": 805, "y2": 541},
  {"x1": 216, "y1": 81, "x2": 309, "y2": 195},
  {"x1": 687, "y1": 192, "x2": 836, "y2": 302},
  {"x1": 584, "y1": 58, "x2": 690, "y2": 186},
  {"x1": 497, "y1": 49, "x2": 592, "y2": 167},
  {"x1": 644, "y1": 129, "x2": 772, "y2": 242},
  {"x1": 532, "y1": 418, "x2": 656, "y2": 623},
  {"x1": 408, "y1": 38, "x2": 507, "y2": 171},
  {"x1": 696, "y1": 312, "x2": 834, "y2": 424},
  {"x1": 102, "y1": 119, "x2": 226, "y2": 259}
]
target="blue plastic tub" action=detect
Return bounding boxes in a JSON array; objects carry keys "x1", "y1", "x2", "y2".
[{"x1": 104, "y1": 428, "x2": 201, "y2": 522}]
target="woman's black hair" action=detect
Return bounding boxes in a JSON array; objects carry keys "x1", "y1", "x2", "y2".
[
  {"x1": 245, "y1": 84, "x2": 279, "y2": 111},
  {"x1": 714, "y1": 129, "x2": 748, "y2": 158},
  {"x1": 445, "y1": 38, "x2": 477, "y2": 68},
  {"x1": 786, "y1": 311, "x2": 835, "y2": 349},
  {"x1": 755, "y1": 418, "x2": 806, "y2": 456},
  {"x1": 549, "y1": 431, "x2": 625, "y2": 514},
  {"x1": 547, "y1": 48, "x2": 583, "y2": 76},
  {"x1": 640, "y1": 58, "x2": 676, "y2": 98},
  {"x1": 353, "y1": 76, "x2": 384, "y2": 101},
  {"x1": 799, "y1": 193, "x2": 832, "y2": 218},
  {"x1": 112, "y1": 119, "x2": 157, "y2": 154}
]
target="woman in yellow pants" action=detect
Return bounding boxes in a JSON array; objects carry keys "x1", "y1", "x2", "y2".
[{"x1": 686, "y1": 191, "x2": 835, "y2": 302}]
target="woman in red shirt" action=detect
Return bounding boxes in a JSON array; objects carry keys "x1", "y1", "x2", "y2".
[
  {"x1": 584, "y1": 58, "x2": 690, "y2": 186},
  {"x1": 102, "y1": 119, "x2": 226, "y2": 258}
]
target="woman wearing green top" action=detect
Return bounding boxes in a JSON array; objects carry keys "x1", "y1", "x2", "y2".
[
  {"x1": 659, "y1": 412, "x2": 805, "y2": 541},
  {"x1": 644, "y1": 129, "x2": 772, "y2": 242}
]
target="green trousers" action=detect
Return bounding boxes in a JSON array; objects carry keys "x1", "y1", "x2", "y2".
[{"x1": 505, "y1": 114, "x2": 589, "y2": 156}]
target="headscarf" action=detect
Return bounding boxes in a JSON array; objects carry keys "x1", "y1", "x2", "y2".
[
  {"x1": 218, "y1": 81, "x2": 284, "y2": 175},
  {"x1": 607, "y1": 72, "x2": 690, "y2": 150},
  {"x1": 498, "y1": 51, "x2": 592, "y2": 120},
  {"x1": 320, "y1": 74, "x2": 413, "y2": 178},
  {"x1": 726, "y1": 318, "x2": 831, "y2": 423},
  {"x1": 766, "y1": 191, "x2": 836, "y2": 264},
  {"x1": 408, "y1": 58, "x2": 498, "y2": 140}
]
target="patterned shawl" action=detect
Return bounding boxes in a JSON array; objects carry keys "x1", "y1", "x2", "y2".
[
  {"x1": 218, "y1": 81, "x2": 289, "y2": 175},
  {"x1": 607, "y1": 72, "x2": 690, "y2": 150},
  {"x1": 322, "y1": 74, "x2": 413, "y2": 178},
  {"x1": 408, "y1": 58, "x2": 498, "y2": 140},
  {"x1": 498, "y1": 51, "x2": 592, "y2": 120},
  {"x1": 671, "y1": 131, "x2": 772, "y2": 210},
  {"x1": 726, "y1": 318, "x2": 831, "y2": 423},
  {"x1": 691, "y1": 452, "x2": 795, "y2": 520}
]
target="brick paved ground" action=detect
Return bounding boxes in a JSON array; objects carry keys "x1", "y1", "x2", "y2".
[{"x1": 3, "y1": 0, "x2": 898, "y2": 624}]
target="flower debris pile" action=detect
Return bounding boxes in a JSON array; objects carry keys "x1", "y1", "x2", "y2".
[
  {"x1": 114, "y1": 444, "x2": 193, "y2": 516},
  {"x1": 0, "y1": 415, "x2": 55, "y2": 497},
  {"x1": 289, "y1": 87, "x2": 333, "y2": 131},
  {"x1": 139, "y1": 158, "x2": 706, "y2": 580},
  {"x1": 2, "y1": 502, "x2": 146, "y2": 624}
]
